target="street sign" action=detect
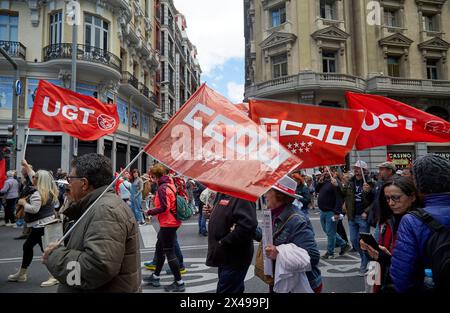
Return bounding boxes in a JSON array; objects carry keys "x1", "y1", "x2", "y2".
[{"x1": 15, "y1": 80, "x2": 22, "y2": 96}]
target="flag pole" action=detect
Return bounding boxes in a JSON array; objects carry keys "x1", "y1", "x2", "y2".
[
  {"x1": 22, "y1": 128, "x2": 30, "y2": 160},
  {"x1": 355, "y1": 148, "x2": 367, "y2": 185},
  {"x1": 57, "y1": 149, "x2": 145, "y2": 244}
]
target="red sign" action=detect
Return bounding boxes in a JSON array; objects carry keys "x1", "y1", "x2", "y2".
[
  {"x1": 249, "y1": 99, "x2": 365, "y2": 168},
  {"x1": 144, "y1": 84, "x2": 302, "y2": 202},
  {"x1": 346, "y1": 92, "x2": 450, "y2": 150},
  {"x1": 29, "y1": 80, "x2": 119, "y2": 140}
]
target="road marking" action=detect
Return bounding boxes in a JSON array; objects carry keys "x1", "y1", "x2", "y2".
[
  {"x1": 139, "y1": 224, "x2": 158, "y2": 248},
  {"x1": 141, "y1": 258, "x2": 255, "y2": 293}
]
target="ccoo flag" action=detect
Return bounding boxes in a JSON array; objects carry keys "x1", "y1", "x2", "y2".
[{"x1": 144, "y1": 84, "x2": 302, "y2": 202}]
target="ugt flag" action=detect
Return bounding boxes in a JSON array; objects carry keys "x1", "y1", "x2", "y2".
[
  {"x1": 144, "y1": 84, "x2": 302, "y2": 202},
  {"x1": 29, "y1": 80, "x2": 119, "y2": 141},
  {"x1": 346, "y1": 92, "x2": 450, "y2": 150},
  {"x1": 249, "y1": 99, "x2": 366, "y2": 168}
]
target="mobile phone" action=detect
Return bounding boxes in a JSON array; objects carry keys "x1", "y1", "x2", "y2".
[{"x1": 359, "y1": 232, "x2": 381, "y2": 252}]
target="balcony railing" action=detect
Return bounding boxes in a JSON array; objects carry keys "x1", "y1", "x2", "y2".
[
  {"x1": 121, "y1": 71, "x2": 139, "y2": 89},
  {"x1": 139, "y1": 82, "x2": 150, "y2": 98},
  {"x1": 367, "y1": 76, "x2": 450, "y2": 94},
  {"x1": 0, "y1": 41, "x2": 26, "y2": 59},
  {"x1": 43, "y1": 43, "x2": 121, "y2": 72}
]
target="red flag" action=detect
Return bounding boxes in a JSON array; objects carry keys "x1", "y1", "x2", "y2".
[
  {"x1": 29, "y1": 80, "x2": 119, "y2": 140},
  {"x1": 144, "y1": 84, "x2": 302, "y2": 202},
  {"x1": 249, "y1": 99, "x2": 365, "y2": 169},
  {"x1": 0, "y1": 158, "x2": 6, "y2": 190},
  {"x1": 346, "y1": 92, "x2": 450, "y2": 150}
]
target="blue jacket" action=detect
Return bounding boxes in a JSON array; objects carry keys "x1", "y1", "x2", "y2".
[
  {"x1": 390, "y1": 193, "x2": 450, "y2": 293},
  {"x1": 273, "y1": 204, "x2": 322, "y2": 290}
]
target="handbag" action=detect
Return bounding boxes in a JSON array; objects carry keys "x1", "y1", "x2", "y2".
[{"x1": 254, "y1": 213, "x2": 301, "y2": 285}]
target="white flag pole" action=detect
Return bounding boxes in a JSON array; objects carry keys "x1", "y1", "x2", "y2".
[
  {"x1": 355, "y1": 148, "x2": 367, "y2": 185},
  {"x1": 22, "y1": 128, "x2": 30, "y2": 160},
  {"x1": 57, "y1": 149, "x2": 145, "y2": 244}
]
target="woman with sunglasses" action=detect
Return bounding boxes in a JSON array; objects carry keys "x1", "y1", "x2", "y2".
[
  {"x1": 360, "y1": 176, "x2": 420, "y2": 293},
  {"x1": 8, "y1": 164, "x2": 59, "y2": 283}
]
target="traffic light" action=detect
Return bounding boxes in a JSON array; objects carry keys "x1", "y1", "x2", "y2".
[
  {"x1": 1, "y1": 146, "x2": 11, "y2": 159},
  {"x1": 6, "y1": 125, "x2": 15, "y2": 146}
]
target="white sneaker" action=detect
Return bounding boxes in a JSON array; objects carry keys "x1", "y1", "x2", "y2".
[
  {"x1": 5, "y1": 223, "x2": 15, "y2": 227},
  {"x1": 8, "y1": 268, "x2": 27, "y2": 282},
  {"x1": 40, "y1": 276, "x2": 59, "y2": 287}
]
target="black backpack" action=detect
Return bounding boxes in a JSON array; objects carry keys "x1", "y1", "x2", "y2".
[{"x1": 410, "y1": 208, "x2": 450, "y2": 293}]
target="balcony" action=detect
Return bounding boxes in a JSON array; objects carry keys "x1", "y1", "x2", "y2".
[
  {"x1": 121, "y1": 71, "x2": 139, "y2": 90},
  {"x1": 43, "y1": 43, "x2": 121, "y2": 73},
  {"x1": 139, "y1": 82, "x2": 158, "y2": 105},
  {"x1": 0, "y1": 41, "x2": 26, "y2": 60},
  {"x1": 367, "y1": 76, "x2": 450, "y2": 96},
  {"x1": 247, "y1": 71, "x2": 367, "y2": 98}
]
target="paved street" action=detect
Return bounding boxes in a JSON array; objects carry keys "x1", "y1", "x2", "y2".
[{"x1": 0, "y1": 209, "x2": 366, "y2": 293}]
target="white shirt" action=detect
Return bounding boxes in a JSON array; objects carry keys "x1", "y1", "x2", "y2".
[{"x1": 119, "y1": 181, "x2": 132, "y2": 200}]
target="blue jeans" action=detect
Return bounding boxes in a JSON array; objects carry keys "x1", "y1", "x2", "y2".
[
  {"x1": 320, "y1": 210, "x2": 347, "y2": 255},
  {"x1": 198, "y1": 207, "x2": 207, "y2": 235},
  {"x1": 349, "y1": 215, "x2": 370, "y2": 269},
  {"x1": 217, "y1": 265, "x2": 250, "y2": 293},
  {"x1": 130, "y1": 194, "x2": 143, "y2": 223}
]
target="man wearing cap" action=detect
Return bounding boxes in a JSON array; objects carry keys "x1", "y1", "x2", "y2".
[
  {"x1": 316, "y1": 168, "x2": 351, "y2": 259},
  {"x1": 340, "y1": 161, "x2": 374, "y2": 275},
  {"x1": 368, "y1": 161, "x2": 397, "y2": 240}
]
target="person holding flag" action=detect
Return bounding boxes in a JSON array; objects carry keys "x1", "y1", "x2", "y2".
[
  {"x1": 339, "y1": 161, "x2": 374, "y2": 275},
  {"x1": 42, "y1": 154, "x2": 140, "y2": 292}
]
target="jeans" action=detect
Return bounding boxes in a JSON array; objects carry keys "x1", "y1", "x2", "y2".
[
  {"x1": 198, "y1": 205, "x2": 207, "y2": 235},
  {"x1": 349, "y1": 215, "x2": 370, "y2": 269},
  {"x1": 130, "y1": 194, "x2": 143, "y2": 223},
  {"x1": 22, "y1": 227, "x2": 44, "y2": 268},
  {"x1": 5, "y1": 198, "x2": 17, "y2": 224},
  {"x1": 217, "y1": 265, "x2": 250, "y2": 293},
  {"x1": 320, "y1": 210, "x2": 347, "y2": 255},
  {"x1": 154, "y1": 227, "x2": 181, "y2": 281}
]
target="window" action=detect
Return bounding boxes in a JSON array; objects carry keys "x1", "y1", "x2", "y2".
[
  {"x1": 426, "y1": 59, "x2": 439, "y2": 80},
  {"x1": 423, "y1": 14, "x2": 438, "y2": 32},
  {"x1": 84, "y1": 14, "x2": 108, "y2": 51},
  {"x1": 169, "y1": 66, "x2": 174, "y2": 90},
  {"x1": 168, "y1": 38, "x2": 174, "y2": 61},
  {"x1": 322, "y1": 51, "x2": 337, "y2": 73},
  {"x1": 270, "y1": 5, "x2": 286, "y2": 27},
  {"x1": 0, "y1": 12, "x2": 18, "y2": 41},
  {"x1": 272, "y1": 53, "x2": 288, "y2": 78},
  {"x1": 49, "y1": 11, "x2": 62, "y2": 45},
  {"x1": 320, "y1": 0, "x2": 337, "y2": 20},
  {"x1": 384, "y1": 9, "x2": 399, "y2": 27},
  {"x1": 169, "y1": 98, "x2": 174, "y2": 115},
  {"x1": 387, "y1": 56, "x2": 401, "y2": 77},
  {"x1": 168, "y1": 10, "x2": 173, "y2": 30}
]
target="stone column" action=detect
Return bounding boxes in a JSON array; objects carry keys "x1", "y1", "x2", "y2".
[
  {"x1": 112, "y1": 135, "x2": 117, "y2": 173},
  {"x1": 415, "y1": 142, "x2": 428, "y2": 159}
]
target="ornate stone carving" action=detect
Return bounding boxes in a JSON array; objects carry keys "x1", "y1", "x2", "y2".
[{"x1": 58, "y1": 70, "x2": 72, "y2": 89}]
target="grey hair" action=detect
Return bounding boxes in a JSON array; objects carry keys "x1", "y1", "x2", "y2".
[{"x1": 6, "y1": 170, "x2": 14, "y2": 178}]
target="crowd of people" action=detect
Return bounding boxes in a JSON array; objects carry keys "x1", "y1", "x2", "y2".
[{"x1": 0, "y1": 153, "x2": 449, "y2": 293}]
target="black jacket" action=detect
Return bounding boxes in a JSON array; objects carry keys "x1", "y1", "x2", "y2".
[
  {"x1": 316, "y1": 180, "x2": 343, "y2": 214},
  {"x1": 206, "y1": 193, "x2": 257, "y2": 269}
]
